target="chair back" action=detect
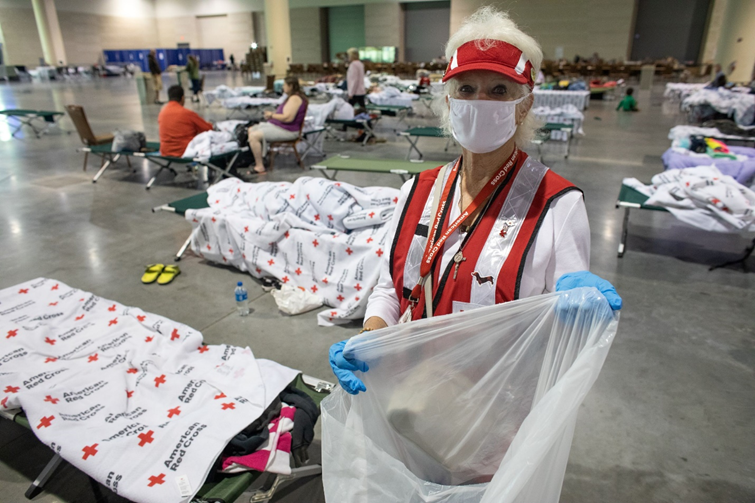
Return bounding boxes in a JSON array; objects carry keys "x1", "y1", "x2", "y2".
[
  {"x1": 65, "y1": 105, "x2": 96, "y2": 145},
  {"x1": 265, "y1": 74, "x2": 275, "y2": 93}
]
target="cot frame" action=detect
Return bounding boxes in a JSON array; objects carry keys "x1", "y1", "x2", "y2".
[
  {"x1": 399, "y1": 126, "x2": 453, "y2": 160},
  {"x1": 0, "y1": 110, "x2": 65, "y2": 139}
]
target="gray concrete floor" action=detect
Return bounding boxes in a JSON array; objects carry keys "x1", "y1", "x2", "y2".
[{"x1": 0, "y1": 72, "x2": 753, "y2": 503}]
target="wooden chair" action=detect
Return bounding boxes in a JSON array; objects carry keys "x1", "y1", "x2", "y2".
[
  {"x1": 65, "y1": 105, "x2": 119, "y2": 171},
  {"x1": 268, "y1": 101, "x2": 308, "y2": 171}
]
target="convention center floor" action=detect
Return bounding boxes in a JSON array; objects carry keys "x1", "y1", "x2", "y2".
[{"x1": 0, "y1": 72, "x2": 753, "y2": 502}]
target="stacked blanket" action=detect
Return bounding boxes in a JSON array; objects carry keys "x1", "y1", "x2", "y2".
[
  {"x1": 0, "y1": 278, "x2": 298, "y2": 503},
  {"x1": 623, "y1": 165, "x2": 755, "y2": 232},
  {"x1": 532, "y1": 103, "x2": 585, "y2": 136},
  {"x1": 185, "y1": 178, "x2": 401, "y2": 326}
]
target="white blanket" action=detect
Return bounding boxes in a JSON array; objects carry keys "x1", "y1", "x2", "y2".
[
  {"x1": 181, "y1": 131, "x2": 238, "y2": 161},
  {"x1": 367, "y1": 86, "x2": 418, "y2": 107},
  {"x1": 205, "y1": 85, "x2": 265, "y2": 105},
  {"x1": 532, "y1": 104, "x2": 585, "y2": 135},
  {"x1": 222, "y1": 96, "x2": 284, "y2": 109},
  {"x1": 682, "y1": 89, "x2": 755, "y2": 126},
  {"x1": 623, "y1": 165, "x2": 755, "y2": 232},
  {"x1": 0, "y1": 278, "x2": 298, "y2": 503},
  {"x1": 185, "y1": 177, "x2": 400, "y2": 326}
]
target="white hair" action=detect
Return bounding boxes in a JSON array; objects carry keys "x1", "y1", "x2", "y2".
[{"x1": 434, "y1": 6, "x2": 544, "y2": 148}]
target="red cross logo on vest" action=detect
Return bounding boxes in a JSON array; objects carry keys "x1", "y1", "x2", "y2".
[
  {"x1": 147, "y1": 473, "x2": 165, "y2": 487},
  {"x1": 138, "y1": 430, "x2": 155, "y2": 447},
  {"x1": 82, "y1": 443, "x2": 98, "y2": 460},
  {"x1": 44, "y1": 395, "x2": 59, "y2": 404},
  {"x1": 37, "y1": 415, "x2": 55, "y2": 429},
  {"x1": 154, "y1": 375, "x2": 166, "y2": 387},
  {"x1": 221, "y1": 402, "x2": 235, "y2": 410},
  {"x1": 167, "y1": 406, "x2": 181, "y2": 418}
]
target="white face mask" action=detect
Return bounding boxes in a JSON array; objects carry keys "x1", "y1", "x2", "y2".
[{"x1": 448, "y1": 95, "x2": 528, "y2": 154}]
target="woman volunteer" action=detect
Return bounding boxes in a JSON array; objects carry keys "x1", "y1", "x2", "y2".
[{"x1": 330, "y1": 7, "x2": 622, "y2": 395}]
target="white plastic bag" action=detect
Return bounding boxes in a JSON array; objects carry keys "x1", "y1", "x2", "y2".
[
  {"x1": 271, "y1": 284, "x2": 323, "y2": 315},
  {"x1": 321, "y1": 287, "x2": 619, "y2": 503}
]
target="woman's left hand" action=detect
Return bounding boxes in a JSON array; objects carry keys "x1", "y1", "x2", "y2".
[
  {"x1": 556, "y1": 271, "x2": 622, "y2": 311},
  {"x1": 263, "y1": 111, "x2": 273, "y2": 120}
]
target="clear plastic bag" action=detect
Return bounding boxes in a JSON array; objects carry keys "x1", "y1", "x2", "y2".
[{"x1": 321, "y1": 287, "x2": 619, "y2": 503}]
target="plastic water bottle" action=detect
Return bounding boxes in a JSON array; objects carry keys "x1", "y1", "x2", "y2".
[{"x1": 235, "y1": 281, "x2": 250, "y2": 316}]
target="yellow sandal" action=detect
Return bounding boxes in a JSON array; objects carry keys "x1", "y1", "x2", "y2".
[
  {"x1": 141, "y1": 264, "x2": 165, "y2": 284},
  {"x1": 157, "y1": 265, "x2": 181, "y2": 285}
]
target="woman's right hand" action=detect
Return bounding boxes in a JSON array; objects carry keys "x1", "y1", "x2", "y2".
[{"x1": 329, "y1": 340, "x2": 369, "y2": 395}]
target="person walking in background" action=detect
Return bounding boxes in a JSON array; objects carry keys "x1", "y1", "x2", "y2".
[
  {"x1": 186, "y1": 55, "x2": 202, "y2": 103},
  {"x1": 229, "y1": 54, "x2": 236, "y2": 71},
  {"x1": 148, "y1": 50, "x2": 163, "y2": 104},
  {"x1": 346, "y1": 48, "x2": 366, "y2": 109},
  {"x1": 616, "y1": 87, "x2": 639, "y2": 112}
]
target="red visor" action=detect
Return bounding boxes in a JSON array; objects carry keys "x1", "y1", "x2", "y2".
[{"x1": 442, "y1": 39, "x2": 535, "y2": 88}]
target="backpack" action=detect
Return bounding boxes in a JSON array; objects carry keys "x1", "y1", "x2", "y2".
[{"x1": 112, "y1": 130, "x2": 146, "y2": 152}]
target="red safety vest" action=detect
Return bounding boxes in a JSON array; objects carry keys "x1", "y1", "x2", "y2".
[{"x1": 390, "y1": 152, "x2": 579, "y2": 321}]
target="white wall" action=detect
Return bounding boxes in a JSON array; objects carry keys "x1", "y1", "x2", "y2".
[
  {"x1": 290, "y1": 7, "x2": 322, "y2": 65},
  {"x1": 55, "y1": 0, "x2": 156, "y2": 18},
  {"x1": 715, "y1": 0, "x2": 755, "y2": 82}
]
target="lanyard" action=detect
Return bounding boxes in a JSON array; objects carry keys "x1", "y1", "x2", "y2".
[{"x1": 409, "y1": 148, "x2": 519, "y2": 302}]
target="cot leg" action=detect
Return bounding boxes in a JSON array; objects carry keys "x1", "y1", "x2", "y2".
[
  {"x1": 83, "y1": 152, "x2": 88, "y2": 171},
  {"x1": 92, "y1": 156, "x2": 113, "y2": 183},
  {"x1": 175, "y1": 232, "x2": 193, "y2": 261},
  {"x1": 405, "y1": 136, "x2": 422, "y2": 160},
  {"x1": 618, "y1": 207, "x2": 630, "y2": 258},
  {"x1": 246, "y1": 464, "x2": 323, "y2": 503},
  {"x1": 293, "y1": 144, "x2": 305, "y2": 169},
  {"x1": 269, "y1": 149, "x2": 276, "y2": 171},
  {"x1": 126, "y1": 155, "x2": 132, "y2": 169},
  {"x1": 146, "y1": 162, "x2": 169, "y2": 190},
  {"x1": 25, "y1": 452, "x2": 64, "y2": 499}
]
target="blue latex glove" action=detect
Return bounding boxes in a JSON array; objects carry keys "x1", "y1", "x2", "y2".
[
  {"x1": 329, "y1": 340, "x2": 369, "y2": 395},
  {"x1": 556, "y1": 271, "x2": 622, "y2": 310}
]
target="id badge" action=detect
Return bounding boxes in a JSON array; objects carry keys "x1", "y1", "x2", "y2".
[{"x1": 398, "y1": 305, "x2": 413, "y2": 324}]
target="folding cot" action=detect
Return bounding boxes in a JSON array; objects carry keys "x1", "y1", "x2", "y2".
[
  {"x1": 531, "y1": 122, "x2": 575, "y2": 161},
  {"x1": 152, "y1": 190, "x2": 210, "y2": 261},
  {"x1": 82, "y1": 142, "x2": 247, "y2": 189},
  {"x1": 0, "y1": 109, "x2": 65, "y2": 138},
  {"x1": 399, "y1": 126, "x2": 454, "y2": 160},
  {"x1": 310, "y1": 155, "x2": 434, "y2": 182},
  {"x1": 325, "y1": 118, "x2": 377, "y2": 145},
  {"x1": 365, "y1": 103, "x2": 411, "y2": 128},
  {"x1": 2, "y1": 373, "x2": 333, "y2": 503},
  {"x1": 616, "y1": 183, "x2": 754, "y2": 271}
]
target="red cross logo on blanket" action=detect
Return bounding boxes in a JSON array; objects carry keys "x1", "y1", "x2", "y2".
[
  {"x1": 145, "y1": 336, "x2": 154, "y2": 342},
  {"x1": 366, "y1": 237, "x2": 373, "y2": 243},
  {"x1": 37, "y1": 415, "x2": 55, "y2": 429},
  {"x1": 108, "y1": 304, "x2": 116, "y2": 312},
  {"x1": 171, "y1": 329, "x2": 180, "y2": 341},
  {"x1": 355, "y1": 283, "x2": 362, "y2": 291},
  {"x1": 44, "y1": 395, "x2": 59, "y2": 405},
  {"x1": 314, "y1": 214, "x2": 320, "y2": 221},
  {"x1": 281, "y1": 276, "x2": 289, "y2": 283},
  {"x1": 82, "y1": 443, "x2": 98, "y2": 460},
  {"x1": 355, "y1": 296, "x2": 360, "y2": 301},
  {"x1": 198, "y1": 346, "x2": 209, "y2": 353},
  {"x1": 138, "y1": 430, "x2": 155, "y2": 446},
  {"x1": 127, "y1": 368, "x2": 138, "y2": 374},
  {"x1": 148, "y1": 474, "x2": 165, "y2": 487},
  {"x1": 322, "y1": 278, "x2": 329, "y2": 284},
  {"x1": 337, "y1": 295, "x2": 344, "y2": 302},
  {"x1": 284, "y1": 231, "x2": 290, "y2": 238},
  {"x1": 126, "y1": 390, "x2": 134, "y2": 398},
  {"x1": 244, "y1": 226, "x2": 249, "y2": 233},
  {"x1": 137, "y1": 315, "x2": 146, "y2": 322},
  {"x1": 1, "y1": 397, "x2": 7, "y2": 409},
  {"x1": 211, "y1": 217, "x2": 217, "y2": 223},
  {"x1": 268, "y1": 259, "x2": 275, "y2": 266},
  {"x1": 345, "y1": 247, "x2": 353, "y2": 255},
  {"x1": 167, "y1": 406, "x2": 181, "y2": 418},
  {"x1": 51, "y1": 284, "x2": 59, "y2": 291},
  {"x1": 214, "y1": 392, "x2": 226, "y2": 400},
  {"x1": 255, "y1": 267, "x2": 262, "y2": 274},
  {"x1": 312, "y1": 239, "x2": 319, "y2": 247},
  {"x1": 4, "y1": 386, "x2": 20, "y2": 393},
  {"x1": 49, "y1": 302, "x2": 57, "y2": 306},
  {"x1": 45, "y1": 357, "x2": 57, "y2": 363},
  {"x1": 6, "y1": 329, "x2": 17, "y2": 339},
  {"x1": 207, "y1": 244, "x2": 212, "y2": 251},
  {"x1": 393, "y1": 197, "x2": 398, "y2": 204},
  {"x1": 44, "y1": 337, "x2": 56, "y2": 346},
  {"x1": 18, "y1": 289, "x2": 28, "y2": 294},
  {"x1": 229, "y1": 248, "x2": 233, "y2": 254},
  {"x1": 376, "y1": 248, "x2": 383, "y2": 257},
  {"x1": 154, "y1": 375, "x2": 166, "y2": 387},
  {"x1": 330, "y1": 311, "x2": 337, "y2": 316},
  {"x1": 369, "y1": 212, "x2": 375, "y2": 218},
  {"x1": 75, "y1": 315, "x2": 84, "y2": 321},
  {"x1": 289, "y1": 194, "x2": 295, "y2": 200},
  {"x1": 88, "y1": 354, "x2": 98, "y2": 363},
  {"x1": 221, "y1": 402, "x2": 235, "y2": 410},
  {"x1": 108, "y1": 318, "x2": 118, "y2": 326},
  {"x1": 295, "y1": 268, "x2": 302, "y2": 275},
  {"x1": 328, "y1": 215, "x2": 333, "y2": 221},
  {"x1": 311, "y1": 285, "x2": 318, "y2": 293}
]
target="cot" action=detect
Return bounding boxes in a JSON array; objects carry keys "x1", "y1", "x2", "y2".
[
  {"x1": 616, "y1": 183, "x2": 754, "y2": 271},
  {"x1": 399, "y1": 126, "x2": 454, "y2": 160},
  {"x1": 2, "y1": 373, "x2": 333, "y2": 503},
  {"x1": 81, "y1": 141, "x2": 159, "y2": 183},
  {"x1": 153, "y1": 191, "x2": 210, "y2": 261},
  {"x1": 365, "y1": 103, "x2": 411, "y2": 128},
  {"x1": 310, "y1": 155, "x2": 434, "y2": 182},
  {"x1": 325, "y1": 118, "x2": 377, "y2": 145},
  {"x1": 0, "y1": 109, "x2": 64, "y2": 138},
  {"x1": 531, "y1": 122, "x2": 575, "y2": 161}
]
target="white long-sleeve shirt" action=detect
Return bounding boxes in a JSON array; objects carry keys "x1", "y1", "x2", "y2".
[
  {"x1": 347, "y1": 60, "x2": 365, "y2": 97},
  {"x1": 364, "y1": 176, "x2": 590, "y2": 325}
]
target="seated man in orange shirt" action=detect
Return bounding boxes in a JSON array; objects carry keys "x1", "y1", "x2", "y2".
[{"x1": 158, "y1": 85, "x2": 213, "y2": 157}]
